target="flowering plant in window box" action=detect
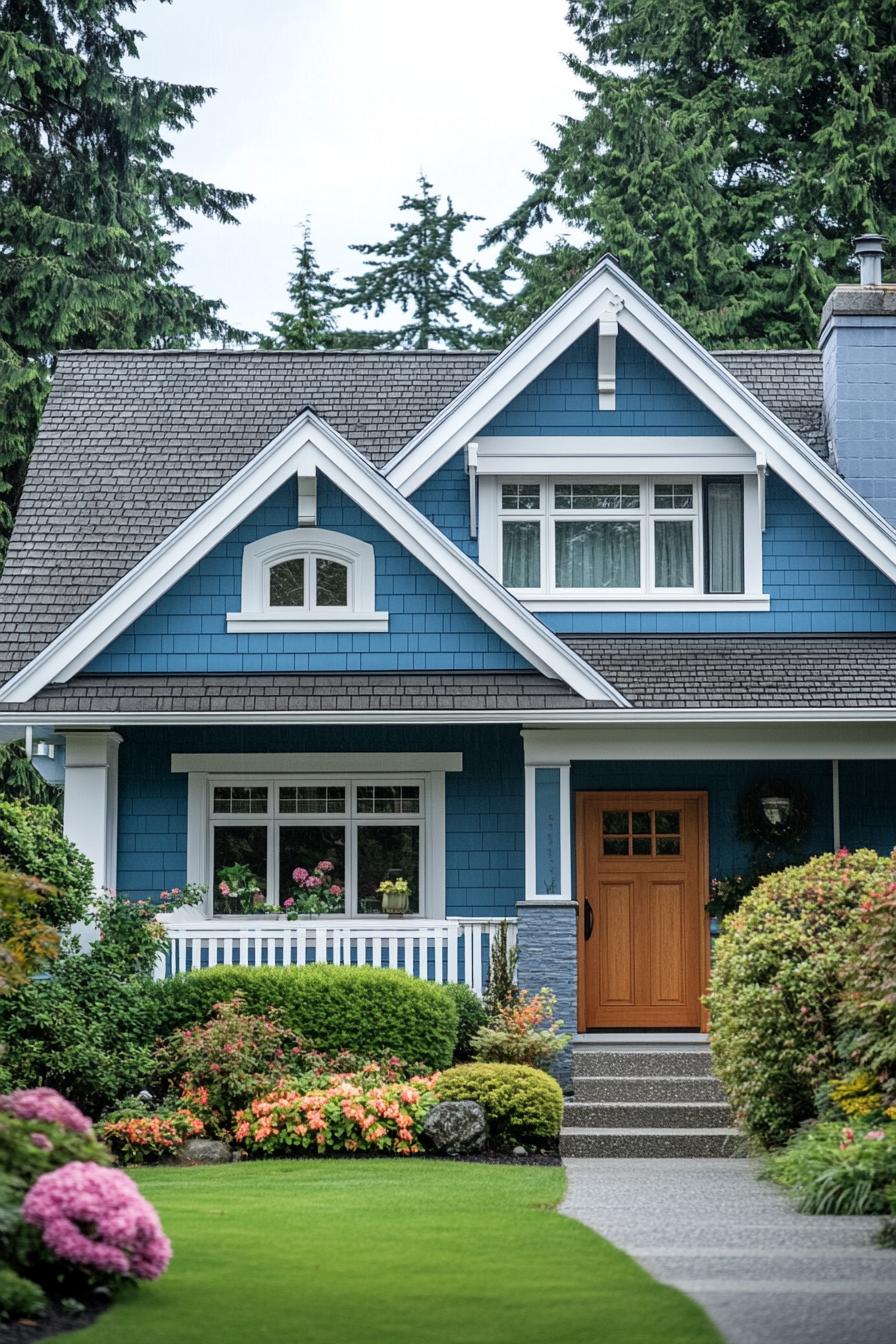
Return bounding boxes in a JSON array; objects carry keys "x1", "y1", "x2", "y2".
[
  {"x1": 283, "y1": 862, "x2": 345, "y2": 918},
  {"x1": 216, "y1": 864, "x2": 277, "y2": 916},
  {"x1": 378, "y1": 876, "x2": 410, "y2": 918}
]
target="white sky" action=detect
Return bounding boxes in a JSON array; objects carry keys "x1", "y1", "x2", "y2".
[{"x1": 129, "y1": 0, "x2": 583, "y2": 338}]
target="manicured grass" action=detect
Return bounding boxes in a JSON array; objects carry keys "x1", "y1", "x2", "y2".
[{"x1": 75, "y1": 1161, "x2": 722, "y2": 1344}]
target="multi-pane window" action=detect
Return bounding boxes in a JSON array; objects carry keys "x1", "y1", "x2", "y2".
[
  {"x1": 209, "y1": 778, "x2": 425, "y2": 916},
  {"x1": 268, "y1": 554, "x2": 350, "y2": 611},
  {"x1": 497, "y1": 477, "x2": 745, "y2": 596}
]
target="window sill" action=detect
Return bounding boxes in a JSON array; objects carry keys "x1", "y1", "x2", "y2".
[
  {"x1": 518, "y1": 594, "x2": 771, "y2": 613},
  {"x1": 225, "y1": 610, "x2": 389, "y2": 634}
]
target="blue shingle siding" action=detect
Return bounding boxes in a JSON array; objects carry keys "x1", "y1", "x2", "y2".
[
  {"x1": 86, "y1": 475, "x2": 526, "y2": 674},
  {"x1": 540, "y1": 473, "x2": 896, "y2": 634},
  {"x1": 482, "y1": 327, "x2": 728, "y2": 437},
  {"x1": 116, "y1": 724, "x2": 525, "y2": 914},
  {"x1": 409, "y1": 451, "x2": 477, "y2": 558},
  {"x1": 822, "y1": 315, "x2": 896, "y2": 527}
]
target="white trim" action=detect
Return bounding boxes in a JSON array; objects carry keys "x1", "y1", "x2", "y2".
[
  {"x1": 61, "y1": 731, "x2": 122, "y2": 943},
  {"x1": 524, "y1": 765, "x2": 536, "y2": 900},
  {"x1": 524, "y1": 597, "x2": 770, "y2": 612},
  {"x1": 384, "y1": 257, "x2": 896, "y2": 593},
  {"x1": 522, "y1": 723, "x2": 896, "y2": 762},
  {"x1": 226, "y1": 526, "x2": 388, "y2": 634},
  {"x1": 596, "y1": 294, "x2": 623, "y2": 410},
  {"x1": 183, "y1": 757, "x2": 450, "y2": 919},
  {"x1": 0, "y1": 412, "x2": 626, "y2": 707},
  {"x1": 475, "y1": 436, "x2": 754, "y2": 477},
  {"x1": 559, "y1": 763, "x2": 571, "y2": 901},
  {"x1": 297, "y1": 474, "x2": 317, "y2": 527},
  {"x1": 172, "y1": 751, "x2": 463, "y2": 774}
]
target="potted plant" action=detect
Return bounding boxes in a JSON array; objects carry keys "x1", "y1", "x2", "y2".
[
  {"x1": 215, "y1": 863, "x2": 277, "y2": 916},
  {"x1": 282, "y1": 861, "x2": 345, "y2": 918},
  {"x1": 377, "y1": 875, "x2": 410, "y2": 918}
]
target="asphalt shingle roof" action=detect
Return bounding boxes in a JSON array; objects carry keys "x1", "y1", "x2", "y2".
[
  {"x1": 2, "y1": 636, "x2": 892, "y2": 716},
  {"x1": 0, "y1": 346, "x2": 827, "y2": 683}
]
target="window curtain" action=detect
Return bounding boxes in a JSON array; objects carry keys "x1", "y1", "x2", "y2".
[
  {"x1": 502, "y1": 521, "x2": 540, "y2": 587},
  {"x1": 555, "y1": 521, "x2": 640, "y2": 588},
  {"x1": 655, "y1": 520, "x2": 694, "y2": 588},
  {"x1": 705, "y1": 481, "x2": 744, "y2": 593}
]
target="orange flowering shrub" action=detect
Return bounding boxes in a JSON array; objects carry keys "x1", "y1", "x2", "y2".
[
  {"x1": 471, "y1": 989, "x2": 570, "y2": 1069},
  {"x1": 234, "y1": 1070, "x2": 439, "y2": 1156},
  {"x1": 98, "y1": 1107, "x2": 204, "y2": 1165}
]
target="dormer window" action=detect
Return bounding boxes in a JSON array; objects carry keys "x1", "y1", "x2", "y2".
[
  {"x1": 480, "y1": 475, "x2": 764, "y2": 611},
  {"x1": 227, "y1": 528, "x2": 388, "y2": 633}
]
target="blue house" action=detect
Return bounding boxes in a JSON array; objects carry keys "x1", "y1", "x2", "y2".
[{"x1": 2, "y1": 246, "x2": 896, "y2": 1055}]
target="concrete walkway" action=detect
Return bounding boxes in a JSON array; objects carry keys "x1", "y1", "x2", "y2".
[{"x1": 562, "y1": 1158, "x2": 896, "y2": 1344}]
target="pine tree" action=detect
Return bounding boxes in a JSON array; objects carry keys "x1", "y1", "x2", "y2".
[
  {"x1": 486, "y1": 0, "x2": 896, "y2": 348},
  {"x1": 0, "y1": 0, "x2": 253, "y2": 558},
  {"x1": 342, "y1": 175, "x2": 487, "y2": 349},
  {"x1": 260, "y1": 221, "x2": 341, "y2": 350}
]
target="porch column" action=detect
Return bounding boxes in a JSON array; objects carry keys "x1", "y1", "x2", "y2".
[
  {"x1": 61, "y1": 731, "x2": 122, "y2": 946},
  {"x1": 517, "y1": 763, "x2": 576, "y2": 1089}
]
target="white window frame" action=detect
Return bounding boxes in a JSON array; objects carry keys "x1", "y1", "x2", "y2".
[
  {"x1": 479, "y1": 475, "x2": 766, "y2": 611},
  {"x1": 226, "y1": 528, "x2": 389, "y2": 633},
  {"x1": 179, "y1": 753, "x2": 456, "y2": 918}
]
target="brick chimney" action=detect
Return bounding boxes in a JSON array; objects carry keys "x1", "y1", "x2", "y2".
[{"x1": 820, "y1": 234, "x2": 896, "y2": 526}]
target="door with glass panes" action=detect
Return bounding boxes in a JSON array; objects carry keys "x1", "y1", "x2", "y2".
[{"x1": 576, "y1": 792, "x2": 708, "y2": 1029}]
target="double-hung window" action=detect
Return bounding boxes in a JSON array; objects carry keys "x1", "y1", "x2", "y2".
[
  {"x1": 496, "y1": 477, "x2": 746, "y2": 599},
  {"x1": 209, "y1": 777, "x2": 427, "y2": 916}
]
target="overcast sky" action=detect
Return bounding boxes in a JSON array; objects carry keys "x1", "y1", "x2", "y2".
[{"x1": 129, "y1": 0, "x2": 583, "y2": 338}]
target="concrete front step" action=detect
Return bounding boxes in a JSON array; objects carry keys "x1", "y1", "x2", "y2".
[
  {"x1": 572, "y1": 1075, "x2": 726, "y2": 1103},
  {"x1": 573, "y1": 1049, "x2": 715, "y2": 1079},
  {"x1": 564, "y1": 1101, "x2": 733, "y2": 1129},
  {"x1": 560, "y1": 1127, "x2": 748, "y2": 1158}
]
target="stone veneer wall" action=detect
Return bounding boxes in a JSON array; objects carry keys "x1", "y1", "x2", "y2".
[{"x1": 515, "y1": 900, "x2": 577, "y2": 1090}]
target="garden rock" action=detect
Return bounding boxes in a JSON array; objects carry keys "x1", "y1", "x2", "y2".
[
  {"x1": 423, "y1": 1101, "x2": 487, "y2": 1153},
  {"x1": 176, "y1": 1139, "x2": 231, "y2": 1166}
]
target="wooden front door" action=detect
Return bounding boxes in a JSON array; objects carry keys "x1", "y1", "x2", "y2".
[{"x1": 576, "y1": 792, "x2": 708, "y2": 1030}]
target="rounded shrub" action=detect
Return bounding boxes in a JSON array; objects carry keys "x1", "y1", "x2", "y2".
[
  {"x1": 0, "y1": 1266, "x2": 46, "y2": 1323},
  {"x1": 440, "y1": 983, "x2": 488, "y2": 1062},
  {"x1": 707, "y1": 848, "x2": 896, "y2": 1147},
  {"x1": 0, "y1": 801, "x2": 93, "y2": 930},
  {"x1": 836, "y1": 877, "x2": 896, "y2": 1108},
  {"x1": 149, "y1": 964, "x2": 459, "y2": 1071},
  {"x1": 435, "y1": 1063, "x2": 562, "y2": 1145}
]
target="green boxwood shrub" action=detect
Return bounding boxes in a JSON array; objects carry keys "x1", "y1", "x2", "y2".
[
  {"x1": 440, "y1": 983, "x2": 488, "y2": 1062},
  {"x1": 435, "y1": 1063, "x2": 563, "y2": 1144},
  {"x1": 0, "y1": 1266, "x2": 46, "y2": 1323},
  {"x1": 707, "y1": 848, "x2": 896, "y2": 1147},
  {"x1": 149, "y1": 964, "x2": 459, "y2": 1071},
  {"x1": 0, "y1": 801, "x2": 93, "y2": 930}
]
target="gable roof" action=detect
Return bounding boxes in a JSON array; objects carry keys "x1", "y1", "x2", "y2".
[
  {"x1": 0, "y1": 342, "x2": 824, "y2": 682},
  {"x1": 0, "y1": 410, "x2": 627, "y2": 707}
]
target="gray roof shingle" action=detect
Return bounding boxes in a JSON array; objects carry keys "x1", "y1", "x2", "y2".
[
  {"x1": 2, "y1": 636, "x2": 893, "y2": 716},
  {"x1": 0, "y1": 346, "x2": 826, "y2": 683}
]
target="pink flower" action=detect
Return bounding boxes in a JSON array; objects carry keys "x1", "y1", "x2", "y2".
[
  {"x1": 330, "y1": 884, "x2": 344, "y2": 897},
  {"x1": 252, "y1": 891, "x2": 265, "y2": 905},
  {"x1": 0, "y1": 1088, "x2": 92, "y2": 1134},
  {"x1": 317, "y1": 860, "x2": 334, "y2": 873},
  {"x1": 864, "y1": 1130, "x2": 886, "y2": 1141},
  {"x1": 29, "y1": 1132, "x2": 54, "y2": 1152},
  {"x1": 219, "y1": 881, "x2": 230, "y2": 895},
  {"x1": 292, "y1": 867, "x2": 309, "y2": 883},
  {"x1": 283, "y1": 898, "x2": 295, "y2": 909},
  {"x1": 22, "y1": 1163, "x2": 172, "y2": 1280},
  {"x1": 305, "y1": 875, "x2": 322, "y2": 889},
  {"x1": 159, "y1": 890, "x2": 170, "y2": 901}
]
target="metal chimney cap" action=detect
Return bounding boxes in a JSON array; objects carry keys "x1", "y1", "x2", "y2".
[{"x1": 853, "y1": 233, "x2": 886, "y2": 285}]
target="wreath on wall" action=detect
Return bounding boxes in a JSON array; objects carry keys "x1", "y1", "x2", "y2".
[{"x1": 707, "y1": 777, "x2": 814, "y2": 921}]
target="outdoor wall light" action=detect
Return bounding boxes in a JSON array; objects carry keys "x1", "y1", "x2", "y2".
[{"x1": 760, "y1": 795, "x2": 792, "y2": 827}]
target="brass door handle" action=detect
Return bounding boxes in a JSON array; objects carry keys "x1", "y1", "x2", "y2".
[{"x1": 584, "y1": 898, "x2": 594, "y2": 941}]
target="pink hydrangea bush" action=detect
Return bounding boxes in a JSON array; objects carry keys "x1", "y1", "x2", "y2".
[
  {"x1": 285, "y1": 860, "x2": 345, "y2": 917},
  {"x1": 22, "y1": 1162, "x2": 172, "y2": 1280},
  {"x1": 0, "y1": 1088, "x2": 93, "y2": 1135}
]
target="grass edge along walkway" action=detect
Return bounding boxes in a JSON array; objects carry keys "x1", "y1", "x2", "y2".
[{"x1": 72, "y1": 1161, "x2": 723, "y2": 1344}]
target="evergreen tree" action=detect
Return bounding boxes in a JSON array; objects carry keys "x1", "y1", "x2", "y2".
[
  {"x1": 0, "y1": 0, "x2": 253, "y2": 558},
  {"x1": 486, "y1": 0, "x2": 896, "y2": 348},
  {"x1": 342, "y1": 175, "x2": 487, "y2": 349},
  {"x1": 260, "y1": 221, "x2": 341, "y2": 350}
]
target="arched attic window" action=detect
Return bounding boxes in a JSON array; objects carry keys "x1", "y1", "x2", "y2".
[{"x1": 226, "y1": 529, "x2": 388, "y2": 633}]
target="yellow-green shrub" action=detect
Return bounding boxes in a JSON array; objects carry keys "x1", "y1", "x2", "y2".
[
  {"x1": 707, "y1": 849, "x2": 896, "y2": 1147},
  {"x1": 436, "y1": 1063, "x2": 562, "y2": 1144}
]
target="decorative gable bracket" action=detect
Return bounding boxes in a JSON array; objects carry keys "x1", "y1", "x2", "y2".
[{"x1": 596, "y1": 292, "x2": 625, "y2": 411}]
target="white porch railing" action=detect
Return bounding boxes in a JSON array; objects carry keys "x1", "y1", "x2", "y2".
[{"x1": 153, "y1": 916, "x2": 514, "y2": 995}]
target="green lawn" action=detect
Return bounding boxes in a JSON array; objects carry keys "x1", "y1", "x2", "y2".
[{"x1": 74, "y1": 1161, "x2": 722, "y2": 1344}]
